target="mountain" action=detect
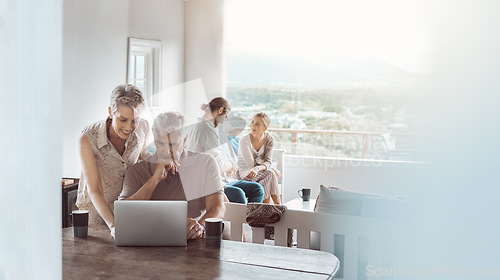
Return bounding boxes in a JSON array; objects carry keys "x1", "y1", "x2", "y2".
[{"x1": 227, "y1": 53, "x2": 426, "y2": 88}]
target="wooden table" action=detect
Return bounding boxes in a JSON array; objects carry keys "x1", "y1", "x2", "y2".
[{"x1": 63, "y1": 225, "x2": 339, "y2": 279}]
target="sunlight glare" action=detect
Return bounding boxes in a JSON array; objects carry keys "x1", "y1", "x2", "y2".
[{"x1": 225, "y1": 0, "x2": 434, "y2": 73}]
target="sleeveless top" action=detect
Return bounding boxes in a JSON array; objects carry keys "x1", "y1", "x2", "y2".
[{"x1": 76, "y1": 118, "x2": 152, "y2": 224}]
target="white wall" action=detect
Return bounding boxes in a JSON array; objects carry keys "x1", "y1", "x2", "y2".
[
  {"x1": 283, "y1": 157, "x2": 421, "y2": 202},
  {"x1": 128, "y1": 0, "x2": 185, "y2": 111},
  {"x1": 1, "y1": 1, "x2": 62, "y2": 279},
  {"x1": 62, "y1": 0, "x2": 130, "y2": 177},
  {"x1": 184, "y1": 0, "x2": 225, "y2": 102},
  {"x1": 62, "y1": 0, "x2": 185, "y2": 177}
]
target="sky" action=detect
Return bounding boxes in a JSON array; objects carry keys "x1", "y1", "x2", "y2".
[{"x1": 225, "y1": 0, "x2": 434, "y2": 73}]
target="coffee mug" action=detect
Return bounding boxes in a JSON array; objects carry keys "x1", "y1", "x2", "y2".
[
  {"x1": 205, "y1": 218, "x2": 224, "y2": 248},
  {"x1": 71, "y1": 210, "x2": 89, "y2": 238},
  {"x1": 298, "y1": 188, "x2": 311, "y2": 201}
]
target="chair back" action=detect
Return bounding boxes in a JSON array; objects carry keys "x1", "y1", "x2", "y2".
[{"x1": 223, "y1": 202, "x2": 396, "y2": 279}]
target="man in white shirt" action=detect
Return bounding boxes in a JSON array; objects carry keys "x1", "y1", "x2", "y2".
[{"x1": 187, "y1": 97, "x2": 264, "y2": 204}]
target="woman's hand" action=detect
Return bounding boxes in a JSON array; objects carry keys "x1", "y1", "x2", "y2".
[
  {"x1": 271, "y1": 167, "x2": 282, "y2": 181},
  {"x1": 245, "y1": 166, "x2": 260, "y2": 180},
  {"x1": 110, "y1": 226, "x2": 116, "y2": 239},
  {"x1": 187, "y1": 218, "x2": 205, "y2": 240}
]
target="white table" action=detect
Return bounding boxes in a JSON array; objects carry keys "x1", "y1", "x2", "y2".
[{"x1": 284, "y1": 197, "x2": 315, "y2": 212}]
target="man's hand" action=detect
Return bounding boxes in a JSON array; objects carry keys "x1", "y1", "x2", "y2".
[
  {"x1": 226, "y1": 165, "x2": 237, "y2": 177},
  {"x1": 125, "y1": 157, "x2": 181, "y2": 201},
  {"x1": 152, "y1": 160, "x2": 180, "y2": 182},
  {"x1": 187, "y1": 218, "x2": 205, "y2": 240},
  {"x1": 152, "y1": 162, "x2": 169, "y2": 182}
]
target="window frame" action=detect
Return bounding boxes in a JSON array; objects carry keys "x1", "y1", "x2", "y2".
[{"x1": 127, "y1": 38, "x2": 162, "y2": 107}]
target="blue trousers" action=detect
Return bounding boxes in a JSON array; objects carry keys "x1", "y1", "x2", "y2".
[{"x1": 224, "y1": 180, "x2": 264, "y2": 204}]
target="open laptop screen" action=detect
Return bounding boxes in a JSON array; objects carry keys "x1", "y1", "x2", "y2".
[{"x1": 114, "y1": 200, "x2": 187, "y2": 246}]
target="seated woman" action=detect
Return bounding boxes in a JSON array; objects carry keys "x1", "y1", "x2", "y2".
[
  {"x1": 76, "y1": 84, "x2": 151, "y2": 238},
  {"x1": 237, "y1": 112, "x2": 280, "y2": 204}
]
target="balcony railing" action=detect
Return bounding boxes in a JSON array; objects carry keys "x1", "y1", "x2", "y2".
[{"x1": 234, "y1": 128, "x2": 422, "y2": 162}]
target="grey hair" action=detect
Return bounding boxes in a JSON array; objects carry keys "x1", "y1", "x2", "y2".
[
  {"x1": 152, "y1": 111, "x2": 186, "y2": 138},
  {"x1": 109, "y1": 84, "x2": 145, "y2": 114}
]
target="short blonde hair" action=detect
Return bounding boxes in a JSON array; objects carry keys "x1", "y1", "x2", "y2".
[
  {"x1": 109, "y1": 84, "x2": 145, "y2": 114},
  {"x1": 253, "y1": 112, "x2": 271, "y2": 128}
]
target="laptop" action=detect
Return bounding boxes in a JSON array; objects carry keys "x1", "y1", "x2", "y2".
[{"x1": 114, "y1": 200, "x2": 187, "y2": 247}]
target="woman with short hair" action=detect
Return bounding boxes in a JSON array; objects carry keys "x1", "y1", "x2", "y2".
[{"x1": 76, "y1": 84, "x2": 152, "y2": 238}]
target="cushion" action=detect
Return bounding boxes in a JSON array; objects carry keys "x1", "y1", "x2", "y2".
[
  {"x1": 227, "y1": 135, "x2": 240, "y2": 155},
  {"x1": 147, "y1": 143, "x2": 157, "y2": 154},
  {"x1": 361, "y1": 195, "x2": 405, "y2": 219},
  {"x1": 310, "y1": 184, "x2": 403, "y2": 250},
  {"x1": 314, "y1": 184, "x2": 404, "y2": 218},
  {"x1": 313, "y1": 185, "x2": 365, "y2": 216}
]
